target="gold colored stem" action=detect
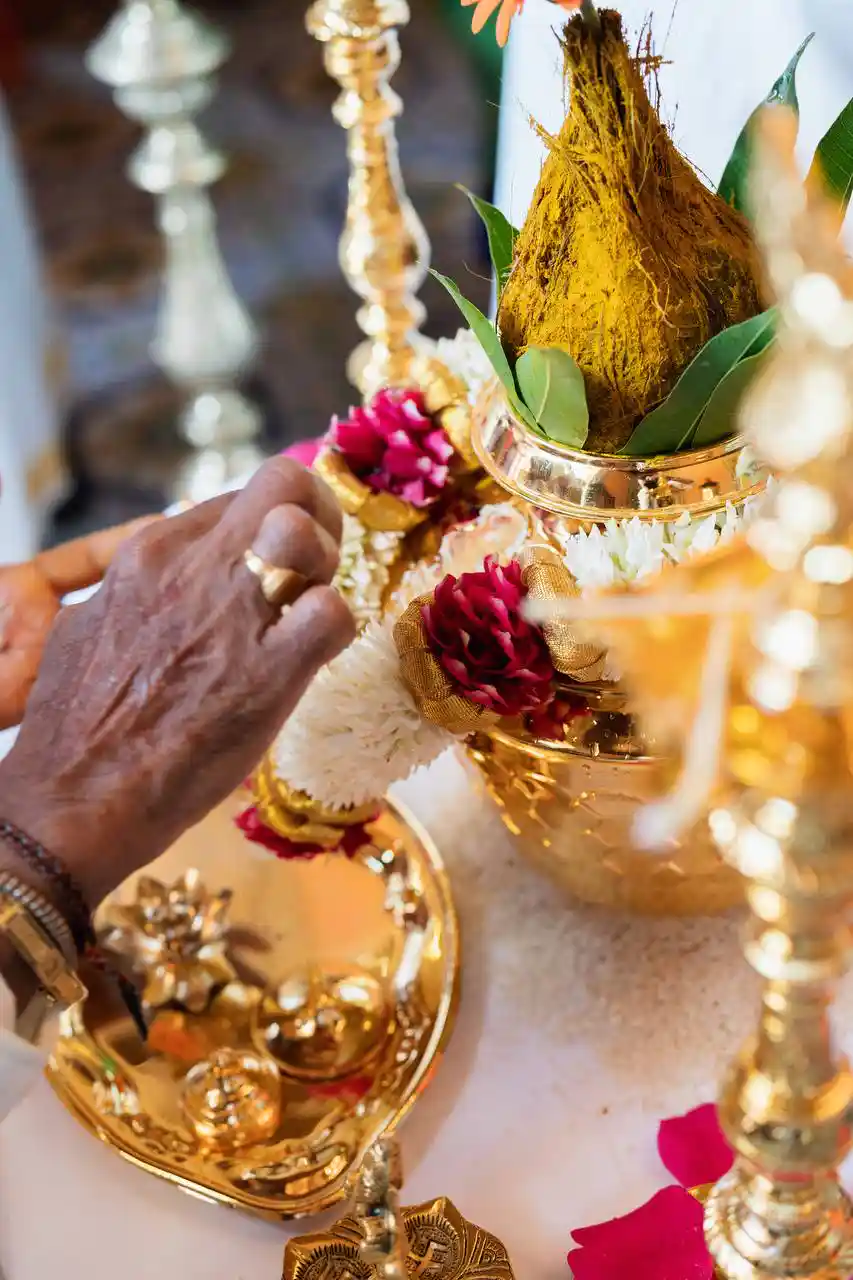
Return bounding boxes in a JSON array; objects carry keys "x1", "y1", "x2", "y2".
[
  {"x1": 306, "y1": 0, "x2": 430, "y2": 397},
  {"x1": 705, "y1": 551, "x2": 853, "y2": 1276}
]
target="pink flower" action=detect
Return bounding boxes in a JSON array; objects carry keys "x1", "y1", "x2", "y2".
[
  {"x1": 282, "y1": 437, "x2": 322, "y2": 468},
  {"x1": 234, "y1": 806, "x2": 370, "y2": 861},
  {"x1": 659, "y1": 1104, "x2": 734, "y2": 1190},
  {"x1": 568, "y1": 1104, "x2": 735, "y2": 1279},
  {"x1": 422, "y1": 557, "x2": 555, "y2": 717},
  {"x1": 568, "y1": 1188, "x2": 714, "y2": 1280},
  {"x1": 330, "y1": 388, "x2": 454, "y2": 508}
]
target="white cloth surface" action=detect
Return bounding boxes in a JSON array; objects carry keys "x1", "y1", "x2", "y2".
[
  {"x1": 0, "y1": 976, "x2": 42, "y2": 1129},
  {"x1": 0, "y1": 94, "x2": 63, "y2": 562},
  {"x1": 495, "y1": 0, "x2": 853, "y2": 239},
  {"x1": 3, "y1": 748, "x2": 853, "y2": 1280}
]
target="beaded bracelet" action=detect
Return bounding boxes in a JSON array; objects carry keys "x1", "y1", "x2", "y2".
[{"x1": 0, "y1": 818, "x2": 147, "y2": 1039}]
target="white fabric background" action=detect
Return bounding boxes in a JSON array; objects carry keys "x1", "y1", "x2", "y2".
[
  {"x1": 495, "y1": 0, "x2": 853, "y2": 239},
  {"x1": 0, "y1": 94, "x2": 61, "y2": 563}
]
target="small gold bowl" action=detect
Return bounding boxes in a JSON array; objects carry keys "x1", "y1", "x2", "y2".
[{"x1": 472, "y1": 385, "x2": 767, "y2": 526}]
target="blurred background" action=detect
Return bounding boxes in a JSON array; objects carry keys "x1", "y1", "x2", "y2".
[{"x1": 0, "y1": 0, "x2": 494, "y2": 547}]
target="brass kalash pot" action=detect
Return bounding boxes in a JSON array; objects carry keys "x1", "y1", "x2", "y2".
[{"x1": 464, "y1": 386, "x2": 767, "y2": 915}]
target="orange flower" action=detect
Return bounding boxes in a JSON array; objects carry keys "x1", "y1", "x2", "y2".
[{"x1": 461, "y1": 0, "x2": 583, "y2": 47}]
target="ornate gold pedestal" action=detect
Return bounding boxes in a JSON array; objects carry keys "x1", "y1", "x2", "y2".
[{"x1": 47, "y1": 795, "x2": 459, "y2": 1219}]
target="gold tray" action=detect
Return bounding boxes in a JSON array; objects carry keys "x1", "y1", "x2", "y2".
[{"x1": 46, "y1": 795, "x2": 459, "y2": 1221}]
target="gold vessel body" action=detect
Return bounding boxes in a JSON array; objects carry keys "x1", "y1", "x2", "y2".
[{"x1": 463, "y1": 392, "x2": 765, "y2": 915}]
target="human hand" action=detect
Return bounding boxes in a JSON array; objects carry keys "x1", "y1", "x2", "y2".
[
  {"x1": 0, "y1": 458, "x2": 354, "y2": 908},
  {"x1": 0, "y1": 517, "x2": 155, "y2": 731}
]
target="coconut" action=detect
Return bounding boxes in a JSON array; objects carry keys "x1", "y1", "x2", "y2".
[{"x1": 497, "y1": 10, "x2": 763, "y2": 454}]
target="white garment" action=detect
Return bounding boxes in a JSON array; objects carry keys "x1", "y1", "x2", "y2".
[
  {"x1": 0, "y1": 977, "x2": 42, "y2": 1126},
  {"x1": 0, "y1": 94, "x2": 65, "y2": 563},
  {"x1": 495, "y1": 0, "x2": 853, "y2": 239}
]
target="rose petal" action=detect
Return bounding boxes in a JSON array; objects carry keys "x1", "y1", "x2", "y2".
[
  {"x1": 658, "y1": 1104, "x2": 734, "y2": 1189},
  {"x1": 235, "y1": 807, "x2": 372, "y2": 862},
  {"x1": 568, "y1": 1187, "x2": 713, "y2": 1280}
]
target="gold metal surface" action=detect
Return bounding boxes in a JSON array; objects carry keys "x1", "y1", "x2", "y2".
[
  {"x1": 99, "y1": 869, "x2": 237, "y2": 1014},
  {"x1": 700, "y1": 114, "x2": 853, "y2": 1279},
  {"x1": 307, "y1": 0, "x2": 430, "y2": 397},
  {"x1": 472, "y1": 382, "x2": 767, "y2": 526},
  {"x1": 284, "y1": 1136, "x2": 516, "y2": 1279},
  {"x1": 46, "y1": 794, "x2": 459, "y2": 1220},
  {"x1": 468, "y1": 719, "x2": 741, "y2": 916}
]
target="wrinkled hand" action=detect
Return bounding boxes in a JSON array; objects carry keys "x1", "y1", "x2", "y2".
[
  {"x1": 0, "y1": 517, "x2": 156, "y2": 731},
  {"x1": 0, "y1": 459, "x2": 353, "y2": 906}
]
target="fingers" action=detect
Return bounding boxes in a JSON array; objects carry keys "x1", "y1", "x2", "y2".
[
  {"x1": 263, "y1": 584, "x2": 355, "y2": 671},
  {"x1": 252, "y1": 505, "x2": 340, "y2": 586},
  {"x1": 217, "y1": 456, "x2": 343, "y2": 552},
  {"x1": 35, "y1": 515, "x2": 161, "y2": 596}
]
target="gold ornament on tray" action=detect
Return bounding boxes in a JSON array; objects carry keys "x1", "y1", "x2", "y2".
[
  {"x1": 283, "y1": 1135, "x2": 516, "y2": 1280},
  {"x1": 47, "y1": 798, "x2": 459, "y2": 1219},
  {"x1": 98, "y1": 869, "x2": 237, "y2": 1014}
]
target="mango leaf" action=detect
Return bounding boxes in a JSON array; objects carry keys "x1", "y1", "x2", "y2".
[
  {"x1": 691, "y1": 351, "x2": 768, "y2": 448},
  {"x1": 515, "y1": 346, "x2": 589, "y2": 448},
  {"x1": 718, "y1": 33, "x2": 814, "y2": 213},
  {"x1": 619, "y1": 309, "x2": 777, "y2": 458},
  {"x1": 809, "y1": 96, "x2": 853, "y2": 213},
  {"x1": 458, "y1": 186, "x2": 518, "y2": 289},
  {"x1": 431, "y1": 270, "x2": 539, "y2": 432}
]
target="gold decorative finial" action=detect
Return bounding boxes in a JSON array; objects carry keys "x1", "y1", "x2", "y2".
[
  {"x1": 283, "y1": 1134, "x2": 516, "y2": 1279},
  {"x1": 99, "y1": 869, "x2": 237, "y2": 1014},
  {"x1": 701, "y1": 108, "x2": 853, "y2": 1278},
  {"x1": 306, "y1": 0, "x2": 430, "y2": 396}
]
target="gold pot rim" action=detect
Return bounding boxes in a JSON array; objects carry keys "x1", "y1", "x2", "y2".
[
  {"x1": 472, "y1": 384, "x2": 768, "y2": 523},
  {"x1": 480, "y1": 721, "x2": 654, "y2": 766}
]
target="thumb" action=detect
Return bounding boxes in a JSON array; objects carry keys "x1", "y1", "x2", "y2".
[{"x1": 33, "y1": 515, "x2": 161, "y2": 596}]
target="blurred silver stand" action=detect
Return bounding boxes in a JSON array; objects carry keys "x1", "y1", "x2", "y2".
[{"x1": 87, "y1": 0, "x2": 265, "y2": 502}]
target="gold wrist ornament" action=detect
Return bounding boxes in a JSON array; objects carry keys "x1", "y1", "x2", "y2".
[{"x1": 0, "y1": 898, "x2": 87, "y2": 1042}]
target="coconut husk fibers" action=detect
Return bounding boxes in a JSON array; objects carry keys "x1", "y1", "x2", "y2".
[{"x1": 497, "y1": 10, "x2": 763, "y2": 453}]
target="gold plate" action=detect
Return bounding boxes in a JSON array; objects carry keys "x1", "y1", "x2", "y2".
[{"x1": 46, "y1": 795, "x2": 459, "y2": 1221}]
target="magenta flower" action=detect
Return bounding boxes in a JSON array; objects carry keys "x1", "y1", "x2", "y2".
[
  {"x1": 235, "y1": 806, "x2": 370, "y2": 861},
  {"x1": 282, "y1": 437, "x2": 322, "y2": 468},
  {"x1": 567, "y1": 1104, "x2": 735, "y2": 1280},
  {"x1": 330, "y1": 388, "x2": 454, "y2": 508},
  {"x1": 422, "y1": 557, "x2": 555, "y2": 717}
]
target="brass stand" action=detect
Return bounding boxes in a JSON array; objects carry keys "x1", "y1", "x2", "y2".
[
  {"x1": 702, "y1": 115, "x2": 853, "y2": 1277},
  {"x1": 306, "y1": 0, "x2": 430, "y2": 396}
]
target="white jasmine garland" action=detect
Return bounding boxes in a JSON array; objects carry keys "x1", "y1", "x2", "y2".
[
  {"x1": 333, "y1": 514, "x2": 401, "y2": 625},
  {"x1": 433, "y1": 328, "x2": 496, "y2": 405},
  {"x1": 272, "y1": 620, "x2": 453, "y2": 810}
]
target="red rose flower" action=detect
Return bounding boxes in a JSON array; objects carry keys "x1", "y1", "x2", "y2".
[
  {"x1": 330, "y1": 388, "x2": 454, "y2": 508},
  {"x1": 422, "y1": 557, "x2": 555, "y2": 717}
]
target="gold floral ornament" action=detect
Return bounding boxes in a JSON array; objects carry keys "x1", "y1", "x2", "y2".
[
  {"x1": 315, "y1": 387, "x2": 461, "y2": 533},
  {"x1": 99, "y1": 870, "x2": 237, "y2": 1015},
  {"x1": 519, "y1": 544, "x2": 607, "y2": 683}
]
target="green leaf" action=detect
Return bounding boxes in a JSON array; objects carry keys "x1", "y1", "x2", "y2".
[
  {"x1": 692, "y1": 351, "x2": 768, "y2": 448},
  {"x1": 809, "y1": 95, "x2": 853, "y2": 213},
  {"x1": 430, "y1": 270, "x2": 539, "y2": 432},
  {"x1": 514, "y1": 346, "x2": 589, "y2": 447},
  {"x1": 458, "y1": 186, "x2": 518, "y2": 289},
  {"x1": 718, "y1": 33, "x2": 814, "y2": 213},
  {"x1": 619, "y1": 309, "x2": 777, "y2": 458}
]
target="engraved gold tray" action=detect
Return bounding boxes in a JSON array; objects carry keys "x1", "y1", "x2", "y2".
[{"x1": 46, "y1": 794, "x2": 459, "y2": 1220}]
